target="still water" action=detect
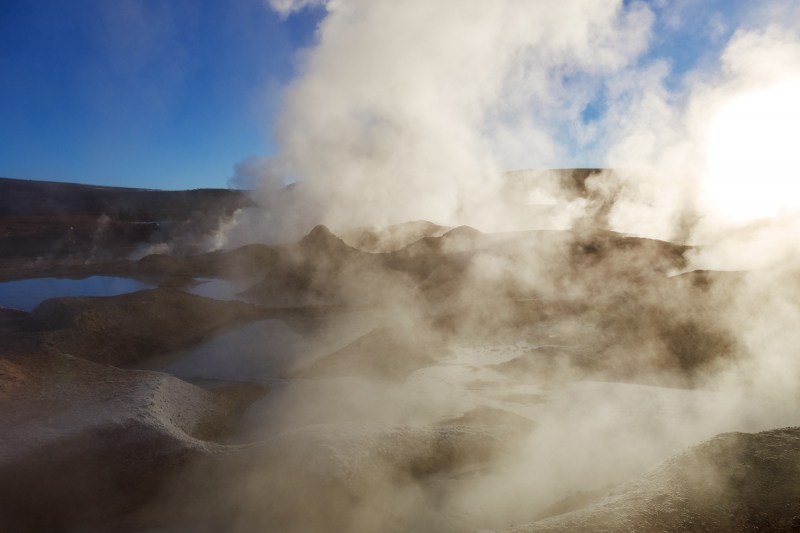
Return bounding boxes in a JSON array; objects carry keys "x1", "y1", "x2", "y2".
[
  {"x1": 0, "y1": 276, "x2": 155, "y2": 312},
  {"x1": 161, "y1": 319, "x2": 304, "y2": 383},
  {"x1": 186, "y1": 279, "x2": 252, "y2": 302}
]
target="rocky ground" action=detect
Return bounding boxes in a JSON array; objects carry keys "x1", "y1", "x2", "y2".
[{"x1": 1, "y1": 176, "x2": 798, "y2": 532}]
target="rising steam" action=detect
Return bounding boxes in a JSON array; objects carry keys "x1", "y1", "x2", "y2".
[
  {"x1": 227, "y1": 0, "x2": 652, "y2": 239},
  {"x1": 188, "y1": 1, "x2": 800, "y2": 530},
  {"x1": 216, "y1": 0, "x2": 800, "y2": 248}
]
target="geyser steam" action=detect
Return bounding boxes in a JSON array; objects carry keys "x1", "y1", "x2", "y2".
[
  {"x1": 239, "y1": 0, "x2": 655, "y2": 237},
  {"x1": 191, "y1": 1, "x2": 800, "y2": 531},
  {"x1": 219, "y1": 0, "x2": 800, "y2": 247}
]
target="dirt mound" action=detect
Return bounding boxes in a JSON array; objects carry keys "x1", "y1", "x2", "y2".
[
  {"x1": 293, "y1": 326, "x2": 446, "y2": 380},
  {"x1": 491, "y1": 426, "x2": 800, "y2": 533},
  {"x1": 435, "y1": 405, "x2": 536, "y2": 433},
  {"x1": 443, "y1": 225, "x2": 483, "y2": 238},
  {"x1": 338, "y1": 220, "x2": 451, "y2": 253},
  {"x1": 0, "y1": 351, "x2": 530, "y2": 533},
  {"x1": 21, "y1": 288, "x2": 275, "y2": 367},
  {"x1": 531, "y1": 485, "x2": 616, "y2": 522},
  {"x1": 299, "y1": 223, "x2": 356, "y2": 254},
  {"x1": 186, "y1": 243, "x2": 280, "y2": 280},
  {"x1": 381, "y1": 228, "x2": 691, "y2": 313},
  {"x1": 0, "y1": 352, "x2": 241, "y2": 532},
  {"x1": 0, "y1": 306, "x2": 29, "y2": 332},
  {"x1": 151, "y1": 422, "x2": 528, "y2": 533},
  {"x1": 241, "y1": 225, "x2": 414, "y2": 307}
]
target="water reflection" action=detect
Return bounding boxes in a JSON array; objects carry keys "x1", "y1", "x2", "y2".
[
  {"x1": 187, "y1": 279, "x2": 252, "y2": 302},
  {"x1": 0, "y1": 276, "x2": 155, "y2": 311},
  {"x1": 161, "y1": 319, "x2": 305, "y2": 383}
]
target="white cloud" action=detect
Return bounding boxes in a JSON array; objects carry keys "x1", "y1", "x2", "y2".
[{"x1": 266, "y1": 0, "x2": 328, "y2": 17}]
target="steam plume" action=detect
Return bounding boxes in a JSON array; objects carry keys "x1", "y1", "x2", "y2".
[{"x1": 218, "y1": 0, "x2": 800, "y2": 248}]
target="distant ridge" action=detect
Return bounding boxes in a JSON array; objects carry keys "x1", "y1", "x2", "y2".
[{"x1": 0, "y1": 176, "x2": 251, "y2": 221}]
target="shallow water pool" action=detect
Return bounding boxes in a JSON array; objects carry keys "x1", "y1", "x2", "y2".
[
  {"x1": 0, "y1": 276, "x2": 155, "y2": 311},
  {"x1": 186, "y1": 279, "x2": 253, "y2": 302},
  {"x1": 160, "y1": 319, "x2": 305, "y2": 383}
]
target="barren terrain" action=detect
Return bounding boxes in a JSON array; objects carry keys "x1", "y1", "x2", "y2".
[{"x1": 0, "y1": 175, "x2": 798, "y2": 532}]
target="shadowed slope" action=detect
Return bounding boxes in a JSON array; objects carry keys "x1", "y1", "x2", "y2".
[
  {"x1": 151, "y1": 421, "x2": 531, "y2": 533},
  {"x1": 491, "y1": 427, "x2": 800, "y2": 533},
  {"x1": 0, "y1": 289, "x2": 279, "y2": 366}
]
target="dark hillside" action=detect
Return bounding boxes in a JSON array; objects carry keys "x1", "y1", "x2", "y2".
[
  {"x1": 0, "y1": 177, "x2": 252, "y2": 267},
  {"x1": 0, "y1": 177, "x2": 251, "y2": 221}
]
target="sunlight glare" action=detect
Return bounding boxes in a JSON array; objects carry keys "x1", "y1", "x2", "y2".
[{"x1": 705, "y1": 82, "x2": 800, "y2": 221}]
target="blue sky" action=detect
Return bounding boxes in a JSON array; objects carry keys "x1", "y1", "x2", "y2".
[
  {"x1": 0, "y1": 0, "x2": 324, "y2": 189},
  {"x1": 0, "y1": 0, "x2": 751, "y2": 190}
]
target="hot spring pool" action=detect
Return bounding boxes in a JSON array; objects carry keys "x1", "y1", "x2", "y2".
[{"x1": 0, "y1": 276, "x2": 155, "y2": 312}]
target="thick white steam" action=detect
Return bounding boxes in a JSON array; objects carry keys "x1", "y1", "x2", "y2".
[
  {"x1": 241, "y1": 0, "x2": 654, "y2": 236},
  {"x1": 185, "y1": 4, "x2": 800, "y2": 529},
  {"x1": 230, "y1": 1, "x2": 800, "y2": 246}
]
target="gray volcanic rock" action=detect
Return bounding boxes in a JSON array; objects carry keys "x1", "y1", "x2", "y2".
[
  {"x1": 490, "y1": 427, "x2": 800, "y2": 533},
  {"x1": 0, "y1": 352, "x2": 238, "y2": 532}
]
